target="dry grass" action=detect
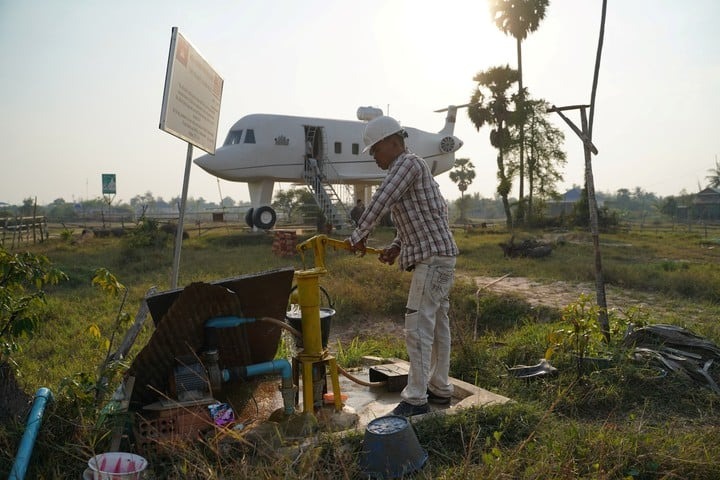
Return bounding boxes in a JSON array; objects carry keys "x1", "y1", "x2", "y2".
[{"x1": 3, "y1": 224, "x2": 720, "y2": 478}]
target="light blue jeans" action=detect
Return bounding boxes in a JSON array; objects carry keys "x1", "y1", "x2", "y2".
[{"x1": 401, "y1": 255, "x2": 456, "y2": 405}]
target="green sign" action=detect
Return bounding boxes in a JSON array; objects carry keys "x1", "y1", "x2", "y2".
[{"x1": 102, "y1": 174, "x2": 116, "y2": 195}]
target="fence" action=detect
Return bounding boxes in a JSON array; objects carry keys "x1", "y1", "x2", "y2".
[{"x1": 1, "y1": 216, "x2": 48, "y2": 248}]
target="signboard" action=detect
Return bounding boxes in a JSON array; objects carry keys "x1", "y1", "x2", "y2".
[
  {"x1": 101, "y1": 174, "x2": 116, "y2": 195},
  {"x1": 159, "y1": 27, "x2": 223, "y2": 154}
]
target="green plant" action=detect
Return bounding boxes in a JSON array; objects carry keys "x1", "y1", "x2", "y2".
[
  {"x1": 334, "y1": 336, "x2": 406, "y2": 368},
  {"x1": 60, "y1": 228, "x2": 74, "y2": 243},
  {"x1": 545, "y1": 294, "x2": 605, "y2": 375},
  {"x1": 0, "y1": 247, "x2": 67, "y2": 366},
  {"x1": 89, "y1": 268, "x2": 132, "y2": 404}
]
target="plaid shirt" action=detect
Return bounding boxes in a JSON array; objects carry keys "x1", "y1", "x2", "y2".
[{"x1": 350, "y1": 150, "x2": 458, "y2": 271}]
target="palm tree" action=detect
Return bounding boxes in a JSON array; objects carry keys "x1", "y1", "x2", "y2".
[
  {"x1": 489, "y1": 0, "x2": 549, "y2": 224},
  {"x1": 705, "y1": 158, "x2": 720, "y2": 188},
  {"x1": 449, "y1": 158, "x2": 476, "y2": 221},
  {"x1": 468, "y1": 65, "x2": 520, "y2": 229}
]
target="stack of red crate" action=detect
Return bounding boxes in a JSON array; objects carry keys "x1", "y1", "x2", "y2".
[{"x1": 272, "y1": 230, "x2": 297, "y2": 257}]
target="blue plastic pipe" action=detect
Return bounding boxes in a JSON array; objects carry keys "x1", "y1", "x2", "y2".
[
  {"x1": 242, "y1": 359, "x2": 292, "y2": 381},
  {"x1": 205, "y1": 316, "x2": 295, "y2": 414},
  {"x1": 205, "y1": 316, "x2": 256, "y2": 328},
  {"x1": 238, "y1": 359, "x2": 294, "y2": 414},
  {"x1": 9, "y1": 387, "x2": 53, "y2": 480}
]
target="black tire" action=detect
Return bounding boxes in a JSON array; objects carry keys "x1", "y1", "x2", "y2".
[
  {"x1": 245, "y1": 208, "x2": 255, "y2": 228},
  {"x1": 253, "y1": 206, "x2": 277, "y2": 230}
]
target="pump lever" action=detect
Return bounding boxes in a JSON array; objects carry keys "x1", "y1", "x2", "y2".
[{"x1": 296, "y1": 234, "x2": 383, "y2": 270}]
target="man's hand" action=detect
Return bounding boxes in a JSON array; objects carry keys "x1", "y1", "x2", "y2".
[
  {"x1": 379, "y1": 245, "x2": 400, "y2": 265},
  {"x1": 344, "y1": 238, "x2": 366, "y2": 257}
]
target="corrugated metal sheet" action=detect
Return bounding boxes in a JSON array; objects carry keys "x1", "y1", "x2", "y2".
[{"x1": 129, "y1": 268, "x2": 294, "y2": 406}]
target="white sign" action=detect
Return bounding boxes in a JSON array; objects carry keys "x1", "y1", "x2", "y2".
[{"x1": 159, "y1": 27, "x2": 223, "y2": 154}]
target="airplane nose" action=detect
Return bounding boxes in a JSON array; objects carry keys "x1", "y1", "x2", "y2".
[
  {"x1": 194, "y1": 152, "x2": 212, "y2": 170},
  {"x1": 194, "y1": 149, "x2": 226, "y2": 177}
]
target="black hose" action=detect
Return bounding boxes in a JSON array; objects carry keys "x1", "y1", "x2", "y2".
[{"x1": 257, "y1": 317, "x2": 387, "y2": 388}]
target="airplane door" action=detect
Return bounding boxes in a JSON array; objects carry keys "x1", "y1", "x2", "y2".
[{"x1": 304, "y1": 125, "x2": 326, "y2": 169}]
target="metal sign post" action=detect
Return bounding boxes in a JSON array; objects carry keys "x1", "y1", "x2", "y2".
[{"x1": 171, "y1": 143, "x2": 193, "y2": 289}]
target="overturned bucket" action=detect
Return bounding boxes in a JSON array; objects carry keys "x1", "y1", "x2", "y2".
[{"x1": 359, "y1": 415, "x2": 428, "y2": 479}]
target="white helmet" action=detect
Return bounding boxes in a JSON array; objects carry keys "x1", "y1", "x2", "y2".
[{"x1": 362, "y1": 116, "x2": 405, "y2": 153}]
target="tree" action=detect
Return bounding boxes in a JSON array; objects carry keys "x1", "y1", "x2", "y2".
[
  {"x1": 20, "y1": 197, "x2": 35, "y2": 217},
  {"x1": 272, "y1": 188, "x2": 300, "y2": 222},
  {"x1": 449, "y1": 158, "x2": 476, "y2": 222},
  {"x1": 1, "y1": 248, "x2": 67, "y2": 365},
  {"x1": 510, "y1": 99, "x2": 566, "y2": 224},
  {"x1": 659, "y1": 196, "x2": 678, "y2": 219},
  {"x1": 489, "y1": 0, "x2": 549, "y2": 224},
  {"x1": 468, "y1": 65, "x2": 520, "y2": 229},
  {"x1": 705, "y1": 159, "x2": 720, "y2": 188},
  {"x1": 130, "y1": 191, "x2": 155, "y2": 218},
  {"x1": 272, "y1": 188, "x2": 320, "y2": 224}
]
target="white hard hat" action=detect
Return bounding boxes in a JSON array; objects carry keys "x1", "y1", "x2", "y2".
[{"x1": 362, "y1": 116, "x2": 405, "y2": 153}]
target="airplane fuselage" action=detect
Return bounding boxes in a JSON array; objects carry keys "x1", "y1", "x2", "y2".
[
  {"x1": 193, "y1": 108, "x2": 463, "y2": 229},
  {"x1": 195, "y1": 113, "x2": 461, "y2": 184}
]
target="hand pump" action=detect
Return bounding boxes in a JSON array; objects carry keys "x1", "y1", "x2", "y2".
[{"x1": 293, "y1": 235, "x2": 381, "y2": 412}]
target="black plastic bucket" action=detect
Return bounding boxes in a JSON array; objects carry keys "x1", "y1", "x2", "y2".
[
  {"x1": 286, "y1": 286, "x2": 334, "y2": 348},
  {"x1": 359, "y1": 415, "x2": 428, "y2": 478}
]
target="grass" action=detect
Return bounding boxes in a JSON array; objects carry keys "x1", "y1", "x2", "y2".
[{"x1": 3, "y1": 223, "x2": 720, "y2": 478}]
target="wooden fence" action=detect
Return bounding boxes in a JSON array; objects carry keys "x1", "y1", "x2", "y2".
[{"x1": 1, "y1": 216, "x2": 48, "y2": 248}]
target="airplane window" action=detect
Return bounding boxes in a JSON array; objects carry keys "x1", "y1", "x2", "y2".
[
  {"x1": 334, "y1": 142, "x2": 342, "y2": 154},
  {"x1": 245, "y1": 129, "x2": 256, "y2": 144},
  {"x1": 352, "y1": 143, "x2": 359, "y2": 155},
  {"x1": 224, "y1": 130, "x2": 243, "y2": 146}
]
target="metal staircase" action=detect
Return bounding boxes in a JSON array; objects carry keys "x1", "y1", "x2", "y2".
[{"x1": 304, "y1": 126, "x2": 350, "y2": 230}]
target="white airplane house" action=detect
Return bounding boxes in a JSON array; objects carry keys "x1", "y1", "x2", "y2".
[{"x1": 194, "y1": 106, "x2": 464, "y2": 230}]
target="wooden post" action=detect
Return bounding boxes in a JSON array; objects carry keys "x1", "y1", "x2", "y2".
[{"x1": 32, "y1": 198, "x2": 37, "y2": 244}]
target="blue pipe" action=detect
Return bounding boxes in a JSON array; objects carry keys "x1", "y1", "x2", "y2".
[
  {"x1": 9, "y1": 387, "x2": 53, "y2": 480},
  {"x1": 242, "y1": 359, "x2": 292, "y2": 380},
  {"x1": 233, "y1": 359, "x2": 294, "y2": 414},
  {"x1": 205, "y1": 316, "x2": 295, "y2": 414},
  {"x1": 205, "y1": 316, "x2": 256, "y2": 328}
]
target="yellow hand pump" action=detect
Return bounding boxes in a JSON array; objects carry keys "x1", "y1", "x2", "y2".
[{"x1": 292, "y1": 235, "x2": 382, "y2": 413}]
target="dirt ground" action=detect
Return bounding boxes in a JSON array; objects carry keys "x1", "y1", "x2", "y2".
[{"x1": 328, "y1": 273, "x2": 696, "y2": 347}]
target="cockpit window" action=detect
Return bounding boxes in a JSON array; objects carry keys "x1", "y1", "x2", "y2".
[
  {"x1": 224, "y1": 129, "x2": 243, "y2": 146},
  {"x1": 245, "y1": 129, "x2": 256, "y2": 144}
]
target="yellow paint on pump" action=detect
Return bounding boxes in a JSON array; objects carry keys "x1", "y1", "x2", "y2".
[
  {"x1": 292, "y1": 235, "x2": 383, "y2": 413},
  {"x1": 294, "y1": 270, "x2": 323, "y2": 356}
]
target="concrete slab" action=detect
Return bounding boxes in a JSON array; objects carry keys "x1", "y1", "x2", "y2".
[{"x1": 308, "y1": 358, "x2": 512, "y2": 431}]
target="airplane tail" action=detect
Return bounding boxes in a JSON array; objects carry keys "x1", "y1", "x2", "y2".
[{"x1": 435, "y1": 103, "x2": 474, "y2": 135}]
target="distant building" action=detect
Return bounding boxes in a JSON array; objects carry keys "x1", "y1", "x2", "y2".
[
  {"x1": 692, "y1": 187, "x2": 720, "y2": 220},
  {"x1": 546, "y1": 187, "x2": 588, "y2": 217}
]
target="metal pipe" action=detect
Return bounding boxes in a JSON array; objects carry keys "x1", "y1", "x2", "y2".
[{"x1": 9, "y1": 387, "x2": 53, "y2": 480}]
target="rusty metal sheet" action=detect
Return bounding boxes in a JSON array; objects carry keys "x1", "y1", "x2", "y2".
[{"x1": 129, "y1": 268, "x2": 294, "y2": 406}]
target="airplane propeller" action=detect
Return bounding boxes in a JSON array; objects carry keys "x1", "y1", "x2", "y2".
[{"x1": 433, "y1": 103, "x2": 476, "y2": 113}]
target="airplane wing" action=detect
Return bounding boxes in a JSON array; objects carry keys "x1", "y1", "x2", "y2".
[{"x1": 333, "y1": 173, "x2": 385, "y2": 180}]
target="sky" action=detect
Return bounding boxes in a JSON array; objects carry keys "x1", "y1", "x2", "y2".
[{"x1": 1, "y1": 0, "x2": 719, "y2": 207}]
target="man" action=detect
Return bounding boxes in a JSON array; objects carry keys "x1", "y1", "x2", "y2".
[
  {"x1": 350, "y1": 199, "x2": 365, "y2": 225},
  {"x1": 347, "y1": 115, "x2": 458, "y2": 417}
]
